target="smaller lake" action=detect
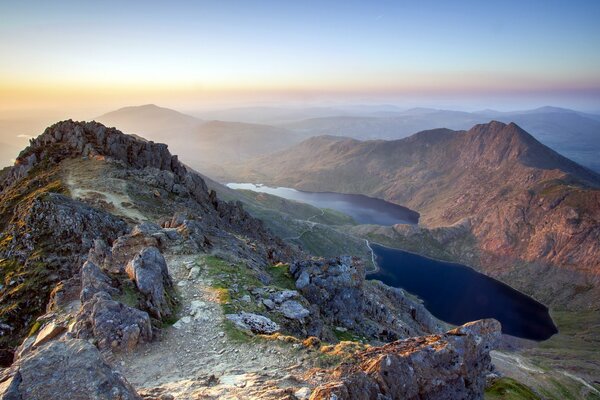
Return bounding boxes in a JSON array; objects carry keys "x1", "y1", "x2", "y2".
[
  {"x1": 227, "y1": 183, "x2": 419, "y2": 226},
  {"x1": 367, "y1": 243, "x2": 558, "y2": 341}
]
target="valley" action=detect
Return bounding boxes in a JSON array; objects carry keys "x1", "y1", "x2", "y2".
[{"x1": 219, "y1": 121, "x2": 600, "y2": 399}]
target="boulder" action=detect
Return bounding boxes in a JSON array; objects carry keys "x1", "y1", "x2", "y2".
[
  {"x1": 226, "y1": 312, "x2": 280, "y2": 334},
  {"x1": 279, "y1": 300, "x2": 310, "y2": 320},
  {"x1": 0, "y1": 339, "x2": 141, "y2": 399},
  {"x1": 74, "y1": 292, "x2": 152, "y2": 352},
  {"x1": 270, "y1": 290, "x2": 299, "y2": 304},
  {"x1": 125, "y1": 247, "x2": 173, "y2": 319}
]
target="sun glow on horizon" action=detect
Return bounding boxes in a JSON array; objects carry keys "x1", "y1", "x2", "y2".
[{"x1": 1, "y1": 1, "x2": 599, "y2": 112}]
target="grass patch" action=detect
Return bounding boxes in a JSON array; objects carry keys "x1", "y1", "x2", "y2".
[
  {"x1": 114, "y1": 280, "x2": 141, "y2": 308},
  {"x1": 27, "y1": 320, "x2": 42, "y2": 337},
  {"x1": 485, "y1": 378, "x2": 541, "y2": 400},
  {"x1": 222, "y1": 319, "x2": 255, "y2": 344},
  {"x1": 333, "y1": 328, "x2": 367, "y2": 343},
  {"x1": 267, "y1": 263, "x2": 295, "y2": 289}
]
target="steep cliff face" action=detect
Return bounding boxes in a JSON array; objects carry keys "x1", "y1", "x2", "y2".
[{"x1": 232, "y1": 121, "x2": 600, "y2": 309}]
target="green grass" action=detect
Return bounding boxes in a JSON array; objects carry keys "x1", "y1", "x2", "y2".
[
  {"x1": 235, "y1": 189, "x2": 357, "y2": 226},
  {"x1": 333, "y1": 328, "x2": 367, "y2": 343},
  {"x1": 485, "y1": 378, "x2": 541, "y2": 400},
  {"x1": 267, "y1": 263, "x2": 295, "y2": 290},
  {"x1": 114, "y1": 280, "x2": 141, "y2": 308},
  {"x1": 222, "y1": 319, "x2": 255, "y2": 344}
]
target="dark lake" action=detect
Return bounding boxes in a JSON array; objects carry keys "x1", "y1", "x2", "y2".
[
  {"x1": 367, "y1": 243, "x2": 558, "y2": 341},
  {"x1": 226, "y1": 183, "x2": 419, "y2": 225}
]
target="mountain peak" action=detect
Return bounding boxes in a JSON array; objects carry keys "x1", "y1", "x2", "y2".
[{"x1": 3, "y1": 120, "x2": 186, "y2": 191}]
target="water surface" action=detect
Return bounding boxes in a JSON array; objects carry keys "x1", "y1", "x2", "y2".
[
  {"x1": 367, "y1": 243, "x2": 558, "y2": 341},
  {"x1": 226, "y1": 183, "x2": 419, "y2": 226}
]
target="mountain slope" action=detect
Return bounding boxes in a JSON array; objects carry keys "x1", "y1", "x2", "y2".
[{"x1": 233, "y1": 121, "x2": 600, "y2": 310}]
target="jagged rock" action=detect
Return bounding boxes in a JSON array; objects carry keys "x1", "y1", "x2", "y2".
[
  {"x1": 125, "y1": 247, "x2": 173, "y2": 319},
  {"x1": 31, "y1": 322, "x2": 66, "y2": 348},
  {"x1": 263, "y1": 299, "x2": 276, "y2": 310},
  {"x1": 109, "y1": 231, "x2": 160, "y2": 274},
  {"x1": 291, "y1": 257, "x2": 441, "y2": 341},
  {"x1": 279, "y1": 300, "x2": 310, "y2": 320},
  {"x1": 0, "y1": 339, "x2": 141, "y2": 399},
  {"x1": 291, "y1": 256, "x2": 365, "y2": 329},
  {"x1": 80, "y1": 261, "x2": 119, "y2": 302},
  {"x1": 309, "y1": 319, "x2": 501, "y2": 400},
  {"x1": 226, "y1": 312, "x2": 280, "y2": 334},
  {"x1": 295, "y1": 270, "x2": 310, "y2": 289},
  {"x1": 74, "y1": 292, "x2": 152, "y2": 352},
  {"x1": 0, "y1": 192, "x2": 128, "y2": 350}
]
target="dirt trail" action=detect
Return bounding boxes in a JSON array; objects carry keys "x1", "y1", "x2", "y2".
[
  {"x1": 113, "y1": 252, "x2": 314, "y2": 399},
  {"x1": 64, "y1": 159, "x2": 315, "y2": 398},
  {"x1": 63, "y1": 159, "x2": 146, "y2": 221}
]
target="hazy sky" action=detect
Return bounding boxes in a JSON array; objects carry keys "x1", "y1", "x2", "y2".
[{"x1": 1, "y1": 0, "x2": 600, "y2": 112}]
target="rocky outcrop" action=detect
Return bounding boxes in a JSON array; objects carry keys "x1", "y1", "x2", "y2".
[
  {"x1": 74, "y1": 292, "x2": 152, "y2": 353},
  {"x1": 125, "y1": 247, "x2": 173, "y2": 319},
  {"x1": 310, "y1": 319, "x2": 501, "y2": 400},
  {"x1": 290, "y1": 257, "x2": 441, "y2": 341},
  {"x1": 0, "y1": 339, "x2": 141, "y2": 399},
  {"x1": 81, "y1": 261, "x2": 119, "y2": 302},
  {"x1": 0, "y1": 193, "x2": 128, "y2": 350}
]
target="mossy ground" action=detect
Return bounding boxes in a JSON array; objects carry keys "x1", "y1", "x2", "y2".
[
  {"x1": 202, "y1": 255, "x2": 313, "y2": 345},
  {"x1": 485, "y1": 378, "x2": 541, "y2": 400}
]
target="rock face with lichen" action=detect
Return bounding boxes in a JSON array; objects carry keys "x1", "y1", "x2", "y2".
[
  {"x1": 310, "y1": 319, "x2": 501, "y2": 400},
  {"x1": 0, "y1": 339, "x2": 141, "y2": 400},
  {"x1": 291, "y1": 256, "x2": 441, "y2": 341}
]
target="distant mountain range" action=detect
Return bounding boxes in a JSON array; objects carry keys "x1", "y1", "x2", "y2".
[
  {"x1": 99, "y1": 104, "x2": 600, "y2": 174},
  {"x1": 276, "y1": 107, "x2": 600, "y2": 172},
  {"x1": 96, "y1": 104, "x2": 304, "y2": 176},
  {"x1": 1, "y1": 103, "x2": 597, "y2": 173},
  {"x1": 231, "y1": 121, "x2": 600, "y2": 310}
]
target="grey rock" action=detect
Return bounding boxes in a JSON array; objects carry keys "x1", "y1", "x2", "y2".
[
  {"x1": 0, "y1": 339, "x2": 140, "y2": 399},
  {"x1": 270, "y1": 290, "x2": 298, "y2": 304},
  {"x1": 187, "y1": 266, "x2": 201, "y2": 280},
  {"x1": 226, "y1": 312, "x2": 280, "y2": 334},
  {"x1": 125, "y1": 247, "x2": 173, "y2": 319},
  {"x1": 74, "y1": 292, "x2": 152, "y2": 353},
  {"x1": 80, "y1": 261, "x2": 119, "y2": 302},
  {"x1": 279, "y1": 300, "x2": 310, "y2": 320},
  {"x1": 295, "y1": 270, "x2": 310, "y2": 289},
  {"x1": 262, "y1": 299, "x2": 276, "y2": 310}
]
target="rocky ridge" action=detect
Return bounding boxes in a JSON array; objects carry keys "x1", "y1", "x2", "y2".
[{"x1": 0, "y1": 121, "x2": 500, "y2": 399}]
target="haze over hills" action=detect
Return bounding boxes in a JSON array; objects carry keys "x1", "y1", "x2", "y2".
[
  {"x1": 96, "y1": 104, "x2": 304, "y2": 176},
  {"x1": 231, "y1": 121, "x2": 600, "y2": 311},
  {"x1": 2, "y1": 103, "x2": 598, "y2": 173}
]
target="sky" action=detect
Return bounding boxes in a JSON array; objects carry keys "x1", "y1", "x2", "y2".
[{"x1": 1, "y1": 0, "x2": 600, "y2": 113}]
